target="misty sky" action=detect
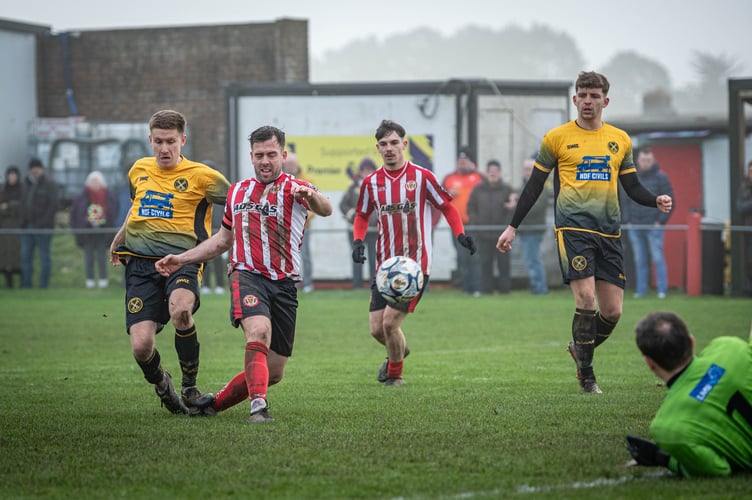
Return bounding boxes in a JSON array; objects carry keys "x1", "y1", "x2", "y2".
[{"x1": 3, "y1": 0, "x2": 751, "y2": 86}]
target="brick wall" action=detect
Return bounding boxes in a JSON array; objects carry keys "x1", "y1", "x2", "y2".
[{"x1": 36, "y1": 19, "x2": 308, "y2": 178}]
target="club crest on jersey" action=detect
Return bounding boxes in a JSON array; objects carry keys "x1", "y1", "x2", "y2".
[
  {"x1": 405, "y1": 180, "x2": 417, "y2": 191},
  {"x1": 576, "y1": 156, "x2": 611, "y2": 181},
  {"x1": 571, "y1": 255, "x2": 587, "y2": 271},
  {"x1": 608, "y1": 142, "x2": 619, "y2": 154},
  {"x1": 243, "y1": 294, "x2": 259, "y2": 307},
  {"x1": 270, "y1": 184, "x2": 281, "y2": 194},
  {"x1": 380, "y1": 201, "x2": 417, "y2": 215},
  {"x1": 174, "y1": 178, "x2": 189, "y2": 192},
  {"x1": 128, "y1": 297, "x2": 143, "y2": 313}
]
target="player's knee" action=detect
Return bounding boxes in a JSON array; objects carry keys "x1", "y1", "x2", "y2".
[{"x1": 170, "y1": 309, "x2": 192, "y2": 329}]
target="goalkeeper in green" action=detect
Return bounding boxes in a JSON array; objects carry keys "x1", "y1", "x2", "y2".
[{"x1": 627, "y1": 311, "x2": 752, "y2": 477}]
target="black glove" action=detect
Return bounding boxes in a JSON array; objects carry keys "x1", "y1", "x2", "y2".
[
  {"x1": 457, "y1": 233, "x2": 477, "y2": 255},
  {"x1": 626, "y1": 435, "x2": 670, "y2": 467},
  {"x1": 352, "y1": 239, "x2": 366, "y2": 263}
]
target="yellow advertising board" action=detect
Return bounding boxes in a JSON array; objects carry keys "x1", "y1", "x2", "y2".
[{"x1": 287, "y1": 135, "x2": 434, "y2": 190}]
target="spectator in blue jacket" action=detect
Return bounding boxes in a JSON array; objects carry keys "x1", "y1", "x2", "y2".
[{"x1": 622, "y1": 146, "x2": 674, "y2": 298}]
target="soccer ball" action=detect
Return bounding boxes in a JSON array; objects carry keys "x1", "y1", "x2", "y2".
[{"x1": 376, "y1": 256, "x2": 425, "y2": 304}]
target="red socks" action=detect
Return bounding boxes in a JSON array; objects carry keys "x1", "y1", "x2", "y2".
[
  {"x1": 387, "y1": 359, "x2": 403, "y2": 379},
  {"x1": 211, "y1": 341, "x2": 270, "y2": 411},
  {"x1": 244, "y1": 341, "x2": 269, "y2": 401}
]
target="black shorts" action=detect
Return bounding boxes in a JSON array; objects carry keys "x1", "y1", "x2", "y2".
[
  {"x1": 369, "y1": 275, "x2": 430, "y2": 314},
  {"x1": 229, "y1": 270, "x2": 297, "y2": 357},
  {"x1": 555, "y1": 229, "x2": 626, "y2": 288},
  {"x1": 124, "y1": 256, "x2": 201, "y2": 333}
]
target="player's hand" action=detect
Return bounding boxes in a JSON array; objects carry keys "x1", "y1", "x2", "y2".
[
  {"x1": 352, "y1": 239, "x2": 366, "y2": 263},
  {"x1": 496, "y1": 226, "x2": 516, "y2": 253},
  {"x1": 626, "y1": 435, "x2": 670, "y2": 467},
  {"x1": 292, "y1": 184, "x2": 315, "y2": 202},
  {"x1": 656, "y1": 195, "x2": 672, "y2": 214},
  {"x1": 155, "y1": 255, "x2": 182, "y2": 277},
  {"x1": 457, "y1": 233, "x2": 476, "y2": 255}
]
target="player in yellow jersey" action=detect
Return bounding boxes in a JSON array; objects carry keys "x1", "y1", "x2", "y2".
[
  {"x1": 496, "y1": 72, "x2": 672, "y2": 394},
  {"x1": 109, "y1": 110, "x2": 230, "y2": 414}
]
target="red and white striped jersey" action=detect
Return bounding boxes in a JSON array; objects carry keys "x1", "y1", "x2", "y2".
[
  {"x1": 356, "y1": 161, "x2": 453, "y2": 274},
  {"x1": 223, "y1": 172, "x2": 313, "y2": 281}
]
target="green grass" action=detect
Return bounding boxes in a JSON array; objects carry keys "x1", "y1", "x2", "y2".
[{"x1": 1, "y1": 283, "x2": 751, "y2": 498}]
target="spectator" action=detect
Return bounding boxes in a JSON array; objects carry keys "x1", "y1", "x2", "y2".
[
  {"x1": 627, "y1": 311, "x2": 752, "y2": 477},
  {"x1": 340, "y1": 157, "x2": 378, "y2": 289},
  {"x1": 20, "y1": 158, "x2": 59, "y2": 289},
  {"x1": 467, "y1": 159, "x2": 516, "y2": 294},
  {"x1": 737, "y1": 159, "x2": 752, "y2": 296},
  {"x1": 518, "y1": 157, "x2": 550, "y2": 295},
  {"x1": 442, "y1": 147, "x2": 483, "y2": 295},
  {"x1": 283, "y1": 152, "x2": 316, "y2": 292},
  {"x1": 70, "y1": 170, "x2": 119, "y2": 288},
  {"x1": 622, "y1": 145, "x2": 674, "y2": 299},
  {"x1": 0, "y1": 166, "x2": 23, "y2": 288}
]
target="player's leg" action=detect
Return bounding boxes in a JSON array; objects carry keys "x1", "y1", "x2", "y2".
[
  {"x1": 166, "y1": 265, "x2": 206, "y2": 406},
  {"x1": 369, "y1": 282, "x2": 411, "y2": 384},
  {"x1": 569, "y1": 276, "x2": 598, "y2": 377},
  {"x1": 592, "y1": 236, "x2": 627, "y2": 348},
  {"x1": 594, "y1": 280, "x2": 623, "y2": 347},
  {"x1": 239, "y1": 315, "x2": 274, "y2": 422},
  {"x1": 131, "y1": 319, "x2": 187, "y2": 414},
  {"x1": 126, "y1": 258, "x2": 188, "y2": 413}
]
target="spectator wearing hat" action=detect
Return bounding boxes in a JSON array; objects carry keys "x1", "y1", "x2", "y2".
[
  {"x1": 442, "y1": 147, "x2": 484, "y2": 295},
  {"x1": 20, "y1": 158, "x2": 59, "y2": 288},
  {"x1": 340, "y1": 157, "x2": 378, "y2": 288}
]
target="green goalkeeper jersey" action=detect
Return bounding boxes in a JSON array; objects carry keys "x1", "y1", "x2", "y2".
[{"x1": 650, "y1": 336, "x2": 752, "y2": 477}]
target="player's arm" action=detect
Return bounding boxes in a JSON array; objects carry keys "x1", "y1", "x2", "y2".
[
  {"x1": 437, "y1": 202, "x2": 476, "y2": 255},
  {"x1": 661, "y1": 442, "x2": 733, "y2": 477},
  {"x1": 109, "y1": 213, "x2": 130, "y2": 266},
  {"x1": 292, "y1": 184, "x2": 333, "y2": 216},
  {"x1": 155, "y1": 226, "x2": 233, "y2": 276},
  {"x1": 497, "y1": 166, "x2": 547, "y2": 253},
  {"x1": 621, "y1": 172, "x2": 673, "y2": 213},
  {"x1": 508, "y1": 166, "x2": 547, "y2": 229}
]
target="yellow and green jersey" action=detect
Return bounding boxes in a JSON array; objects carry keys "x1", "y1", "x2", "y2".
[
  {"x1": 124, "y1": 156, "x2": 230, "y2": 257},
  {"x1": 535, "y1": 121, "x2": 636, "y2": 237}
]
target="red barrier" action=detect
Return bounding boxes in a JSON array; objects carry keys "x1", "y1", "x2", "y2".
[{"x1": 686, "y1": 212, "x2": 702, "y2": 296}]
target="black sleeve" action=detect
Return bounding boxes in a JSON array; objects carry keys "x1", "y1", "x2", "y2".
[
  {"x1": 620, "y1": 171, "x2": 658, "y2": 208},
  {"x1": 510, "y1": 167, "x2": 547, "y2": 228}
]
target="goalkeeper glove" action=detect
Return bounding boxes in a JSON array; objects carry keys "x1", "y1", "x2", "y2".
[
  {"x1": 352, "y1": 239, "x2": 366, "y2": 263},
  {"x1": 626, "y1": 435, "x2": 670, "y2": 467},
  {"x1": 457, "y1": 233, "x2": 477, "y2": 255}
]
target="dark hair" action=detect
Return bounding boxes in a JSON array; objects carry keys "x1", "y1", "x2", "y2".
[
  {"x1": 375, "y1": 120, "x2": 406, "y2": 141},
  {"x1": 248, "y1": 125, "x2": 286, "y2": 149},
  {"x1": 486, "y1": 159, "x2": 501, "y2": 170},
  {"x1": 5, "y1": 165, "x2": 20, "y2": 181},
  {"x1": 635, "y1": 312, "x2": 693, "y2": 371},
  {"x1": 575, "y1": 71, "x2": 610, "y2": 96},
  {"x1": 28, "y1": 158, "x2": 44, "y2": 169},
  {"x1": 149, "y1": 110, "x2": 187, "y2": 134},
  {"x1": 635, "y1": 145, "x2": 653, "y2": 157}
]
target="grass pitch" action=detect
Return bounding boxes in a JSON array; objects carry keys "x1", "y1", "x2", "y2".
[{"x1": 1, "y1": 286, "x2": 751, "y2": 499}]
